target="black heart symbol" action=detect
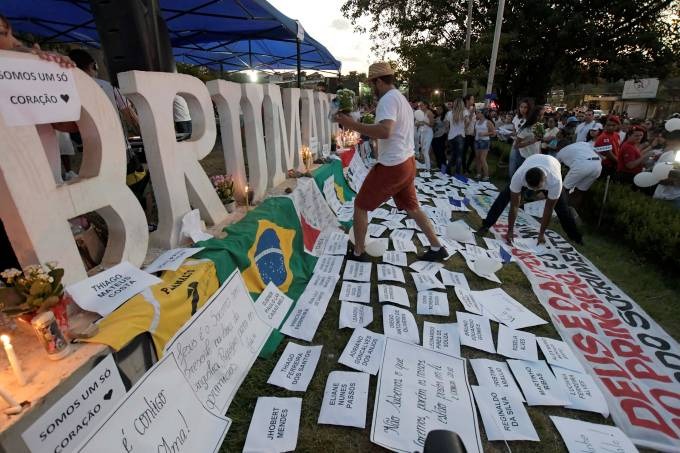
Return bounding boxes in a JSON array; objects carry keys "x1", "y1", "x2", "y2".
[
  {"x1": 103, "y1": 389, "x2": 113, "y2": 401},
  {"x1": 60, "y1": 94, "x2": 69, "y2": 103}
]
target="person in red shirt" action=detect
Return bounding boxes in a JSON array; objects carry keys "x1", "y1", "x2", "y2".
[
  {"x1": 617, "y1": 126, "x2": 655, "y2": 184},
  {"x1": 593, "y1": 115, "x2": 621, "y2": 177}
]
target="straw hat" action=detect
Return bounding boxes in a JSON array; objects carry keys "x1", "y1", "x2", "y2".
[{"x1": 367, "y1": 62, "x2": 395, "y2": 80}]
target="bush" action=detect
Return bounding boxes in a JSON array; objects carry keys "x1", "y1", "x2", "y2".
[{"x1": 583, "y1": 180, "x2": 680, "y2": 269}]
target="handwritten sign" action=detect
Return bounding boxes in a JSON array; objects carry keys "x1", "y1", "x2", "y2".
[
  {"x1": 164, "y1": 270, "x2": 272, "y2": 414},
  {"x1": 496, "y1": 324, "x2": 538, "y2": 361},
  {"x1": 318, "y1": 371, "x2": 370, "y2": 428},
  {"x1": 267, "y1": 342, "x2": 322, "y2": 391},
  {"x1": 370, "y1": 339, "x2": 483, "y2": 453},
  {"x1": 75, "y1": 353, "x2": 231, "y2": 453},
  {"x1": 338, "y1": 327, "x2": 385, "y2": 375},
  {"x1": 66, "y1": 261, "x2": 162, "y2": 316},
  {"x1": 457, "y1": 312, "x2": 496, "y2": 353},
  {"x1": 382, "y1": 305, "x2": 420, "y2": 344},
  {"x1": 507, "y1": 359, "x2": 569, "y2": 406},
  {"x1": 472, "y1": 386, "x2": 539, "y2": 441},
  {"x1": 416, "y1": 291, "x2": 449, "y2": 316},
  {"x1": 254, "y1": 281, "x2": 294, "y2": 329},
  {"x1": 552, "y1": 367, "x2": 610, "y2": 417},
  {"x1": 243, "y1": 397, "x2": 301, "y2": 453},
  {"x1": 537, "y1": 337, "x2": 585, "y2": 373},
  {"x1": 377, "y1": 264, "x2": 405, "y2": 283},
  {"x1": 144, "y1": 247, "x2": 204, "y2": 273},
  {"x1": 22, "y1": 355, "x2": 125, "y2": 453},
  {"x1": 377, "y1": 284, "x2": 410, "y2": 307},
  {"x1": 422, "y1": 321, "x2": 460, "y2": 358},
  {"x1": 469, "y1": 358, "x2": 525, "y2": 402},
  {"x1": 339, "y1": 301, "x2": 373, "y2": 329},
  {"x1": 322, "y1": 176, "x2": 342, "y2": 213},
  {"x1": 0, "y1": 55, "x2": 81, "y2": 126},
  {"x1": 550, "y1": 416, "x2": 639, "y2": 453}
]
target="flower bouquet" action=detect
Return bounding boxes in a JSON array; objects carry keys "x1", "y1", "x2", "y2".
[
  {"x1": 532, "y1": 122, "x2": 545, "y2": 140},
  {"x1": 210, "y1": 174, "x2": 236, "y2": 212},
  {"x1": 330, "y1": 88, "x2": 357, "y2": 123},
  {"x1": 361, "y1": 113, "x2": 375, "y2": 124}
]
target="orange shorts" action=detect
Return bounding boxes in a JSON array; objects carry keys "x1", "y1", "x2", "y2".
[{"x1": 355, "y1": 157, "x2": 419, "y2": 212}]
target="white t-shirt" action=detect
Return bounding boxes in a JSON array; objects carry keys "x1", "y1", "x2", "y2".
[
  {"x1": 575, "y1": 120, "x2": 597, "y2": 142},
  {"x1": 510, "y1": 154, "x2": 563, "y2": 199},
  {"x1": 173, "y1": 95, "x2": 191, "y2": 122},
  {"x1": 556, "y1": 142, "x2": 599, "y2": 168},
  {"x1": 464, "y1": 108, "x2": 475, "y2": 135},
  {"x1": 653, "y1": 151, "x2": 680, "y2": 201},
  {"x1": 516, "y1": 127, "x2": 541, "y2": 158},
  {"x1": 512, "y1": 115, "x2": 525, "y2": 131},
  {"x1": 445, "y1": 110, "x2": 465, "y2": 140},
  {"x1": 375, "y1": 88, "x2": 415, "y2": 166}
]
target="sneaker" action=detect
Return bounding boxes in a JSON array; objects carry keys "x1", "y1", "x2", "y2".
[
  {"x1": 346, "y1": 248, "x2": 370, "y2": 262},
  {"x1": 418, "y1": 247, "x2": 447, "y2": 262}
]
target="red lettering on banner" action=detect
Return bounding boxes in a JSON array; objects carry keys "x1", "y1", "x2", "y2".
[
  {"x1": 580, "y1": 302, "x2": 615, "y2": 322},
  {"x1": 611, "y1": 338, "x2": 651, "y2": 361},
  {"x1": 560, "y1": 315, "x2": 597, "y2": 334},
  {"x1": 549, "y1": 297, "x2": 579, "y2": 312},
  {"x1": 626, "y1": 358, "x2": 673, "y2": 383},
  {"x1": 574, "y1": 333, "x2": 613, "y2": 358},
  {"x1": 650, "y1": 388, "x2": 680, "y2": 418},
  {"x1": 601, "y1": 377, "x2": 646, "y2": 400},
  {"x1": 621, "y1": 398, "x2": 679, "y2": 438},
  {"x1": 514, "y1": 249, "x2": 557, "y2": 280},
  {"x1": 539, "y1": 281, "x2": 570, "y2": 299},
  {"x1": 588, "y1": 354, "x2": 630, "y2": 378}
]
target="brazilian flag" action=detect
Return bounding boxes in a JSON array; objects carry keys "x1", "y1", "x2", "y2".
[
  {"x1": 196, "y1": 197, "x2": 317, "y2": 358},
  {"x1": 312, "y1": 159, "x2": 356, "y2": 204}
]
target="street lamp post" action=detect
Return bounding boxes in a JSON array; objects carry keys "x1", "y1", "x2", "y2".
[
  {"x1": 485, "y1": 0, "x2": 506, "y2": 103},
  {"x1": 462, "y1": 0, "x2": 474, "y2": 96}
]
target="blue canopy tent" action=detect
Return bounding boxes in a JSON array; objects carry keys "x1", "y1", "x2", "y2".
[{"x1": 4, "y1": 0, "x2": 341, "y2": 83}]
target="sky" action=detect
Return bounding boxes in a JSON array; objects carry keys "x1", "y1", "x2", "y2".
[{"x1": 267, "y1": 0, "x2": 373, "y2": 74}]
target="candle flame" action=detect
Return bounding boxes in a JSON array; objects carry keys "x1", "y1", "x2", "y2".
[{"x1": 1, "y1": 334, "x2": 10, "y2": 346}]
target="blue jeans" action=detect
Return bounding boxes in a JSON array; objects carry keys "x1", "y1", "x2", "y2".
[
  {"x1": 508, "y1": 147, "x2": 525, "y2": 178},
  {"x1": 447, "y1": 136, "x2": 465, "y2": 175}
]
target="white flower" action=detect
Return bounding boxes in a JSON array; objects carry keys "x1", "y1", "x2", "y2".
[{"x1": 1, "y1": 268, "x2": 21, "y2": 280}]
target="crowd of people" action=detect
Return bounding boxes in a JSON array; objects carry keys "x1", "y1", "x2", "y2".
[{"x1": 408, "y1": 97, "x2": 680, "y2": 211}]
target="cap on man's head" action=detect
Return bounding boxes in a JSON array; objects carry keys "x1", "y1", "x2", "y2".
[
  {"x1": 591, "y1": 123, "x2": 603, "y2": 131},
  {"x1": 367, "y1": 62, "x2": 395, "y2": 80},
  {"x1": 607, "y1": 115, "x2": 621, "y2": 125},
  {"x1": 567, "y1": 116, "x2": 578, "y2": 123}
]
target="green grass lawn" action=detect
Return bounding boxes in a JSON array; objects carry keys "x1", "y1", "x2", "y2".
[{"x1": 213, "y1": 147, "x2": 679, "y2": 452}]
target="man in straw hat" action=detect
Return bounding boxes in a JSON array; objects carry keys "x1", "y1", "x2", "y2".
[{"x1": 336, "y1": 62, "x2": 446, "y2": 261}]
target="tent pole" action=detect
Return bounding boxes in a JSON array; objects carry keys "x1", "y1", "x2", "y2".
[{"x1": 296, "y1": 39, "x2": 302, "y2": 88}]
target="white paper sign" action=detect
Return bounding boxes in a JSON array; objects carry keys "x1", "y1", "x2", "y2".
[
  {"x1": 537, "y1": 337, "x2": 585, "y2": 373},
  {"x1": 471, "y1": 386, "x2": 539, "y2": 441},
  {"x1": 267, "y1": 342, "x2": 322, "y2": 391},
  {"x1": 457, "y1": 312, "x2": 496, "y2": 353},
  {"x1": 367, "y1": 223, "x2": 388, "y2": 237},
  {"x1": 323, "y1": 176, "x2": 343, "y2": 213},
  {"x1": 479, "y1": 288, "x2": 547, "y2": 329},
  {"x1": 343, "y1": 260, "x2": 372, "y2": 282},
  {"x1": 507, "y1": 359, "x2": 569, "y2": 406},
  {"x1": 67, "y1": 261, "x2": 162, "y2": 316},
  {"x1": 313, "y1": 254, "x2": 345, "y2": 275},
  {"x1": 416, "y1": 233, "x2": 429, "y2": 247},
  {"x1": 411, "y1": 272, "x2": 445, "y2": 291},
  {"x1": 338, "y1": 327, "x2": 385, "y2": 375},
  {"x1": 496, "y1": 324, "x2": 538, "y2": 361},
  {"x1": 306, "y1": 272, "x2": 340, "y2": 295},
  {"x1": 339, "y1": 301, "x2": 373, "y2": 329},
  {"x1": 550, "y1": 416, "x2": 639, "y2": 453},
  {"x1": 164, "y1": 270, "x2": 272, "y2": 414},
  {"x1": 382, "y1": 305, "x2": 420, "y2": 344},
  {"x1": 409, "y1": 260, "x2": 444, "y2": 275},
  {"x1": 470, "y1": 358, "x2": 525, "y2": 402},
  {"x1": 144, "y1": 247, "x2": 204, "y2": 273},
  {"x1": 0, "y1": 56, "x2": 81, "y2": 126},
  {"x1": 552, "y1": 367, "x2": 610, "y2": 417},
  {"x1": 422, "y1": 321, "x2": 460, "y2": 358},
  {"x1": 382, "y1": 251, "x2": 407, "y2": 267},
  {"x1": 22, "y1": 355, "x2": 126, "y2": 453},
  {"x1": 454, "y1": 287, "x2": 491, "y2": 318},
  {"x1": 244, "y1": 397, "x2": 302, "y2": 453},
  {"x1": 439, "y1": 269, "x2": 470, "y2": 289},
  {"x1": 318, "y1": 371, "x2": 370, "y2": 428},
  {"x1": 254, "y1": 281, "x2": 294, "y2": 329},
  {"x1": 377, "y1": 264, "x2": 405, "y2": 283},
  {"x1": 371, "y1": 339, "x2": 483, "y2": 453},
  {"x1": 75, "y1": 353, "x2": 231, "y2": 453},
  {"x1": 416, "y1": 291, "x2": 450, "y2": 316},
  {"x1": 340, "y1": 281, "x2": 371, "y2": 303},
  {"x1": 279, "y1": 299, "x2": 324, "y2": 342},
  {"x1": 377, "y1": 284, "x2": 410, "y2": 307},
  {"x1": 323, "y1": 231, "x2": 349, "y2": 255},
  {"x1": 391, "y1": 237, "x2": 417, "y2": 253}
]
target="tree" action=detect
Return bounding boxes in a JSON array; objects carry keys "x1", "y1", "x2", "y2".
[{"x1": 341, "y1": 0, "x2": 679, "y2": 107}]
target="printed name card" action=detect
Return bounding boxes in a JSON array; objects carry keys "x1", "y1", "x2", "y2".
[
  {"x1": 377, "y1": 284, "x2": 410, "y2": 307},
  {"x1": 164, "y1": 270, "x2": 272, "y2": 414},
  {"x1": 409, "y1": 260, "x2": 444, "y2": 275},
  {"x1": 416, "y1": 291, "x2": 449, "y2": 316},
  {"x1": 370, "y1": 339, "x2": 483, "y2": 453},
  {"x1": 23, "y1": 355, "x2": 126, "y2": 453},
  {"x1": 552, "y1": 367, "x2": 610, "y2": 417},
  {"x1": 382, "y1": 305, "x2": 420, "y2": 344},
  {"x1": 75, "y1": 353, "x2": 231, "y2": 453},
  {"x1": 67, "y1": 261, "x2": 162, "y2": 316},
  {"x1": 439, "y1": 269, "x2": 470, "y2": 289},
  {"x1": 254, "y1": 281, "x2": 294, "y2": 329},
  {"x1": 144, "y1": 247, "x2": 204, "y2": 273},
  {"x1": 457, "y1": 312, "x2": 496, "y2": 353},
  {"x1": 340, "y1": 281, "x2": 371, "y2": 304},
  {"x1": 496, "y1": 324, "x2": 538, "y2": 361},
  {"x1": 243, "y1": 397, "x2": 302, "y2": 453},
  {"x1": 339, "y1": 301, "x2": 373, "y2": 329},
  {"x1": 550, "y1": 416, "x2": 639, "y2": 453},
  {"x1": 313, "y1": 254, "x2": 345, "y2": 275},
  {"x1": 377, "y1": 264, "x2": 405, "y2": 283},
  {"x1": 338, "y1": 327, "x2": 386, "y2": 375},
  {"x1": 343, "y1": 260, "x2": 372, "y2": 282},
  {"x1": 318, "y1": 371, "x2": 370, "y2": 428},
  {"x1": 411, "y1": 272, "x2": 445, "y2": 292},
  {"x1": 537, "y1": 337, "x2": 585, "y2": 373},
  {"x1": 382, "y1": 251, "x2": 407, "y2": 267},
  {"x1": 267, "y1": 342, "x2": 322, "y2": 391},
  {"x1": 470, "y1": 358, "x2": 525, "y2": 402},
  {"x1": 471, "y1": 386, "x2": 539, "y2": 441},
  {"x1": 422, "y1": 321, "x2": 460, "y2": 358},
  {"x1": 507, "y1": 359, "x2": 569, "y2": 406},
  {"x1": 0, "y1": 56, "x2": 81, "y2": 126}
]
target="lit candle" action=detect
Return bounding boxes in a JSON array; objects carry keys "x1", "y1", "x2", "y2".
[
  {"x1": 1, "y1": 335, "x2": 25, "y2": 386},
  {"x1": 0, "y1": 384, "x2": 22, "y2": 414},
  {"x1": 245, "y1": 185, "x2": 249, "y2": 208}
]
